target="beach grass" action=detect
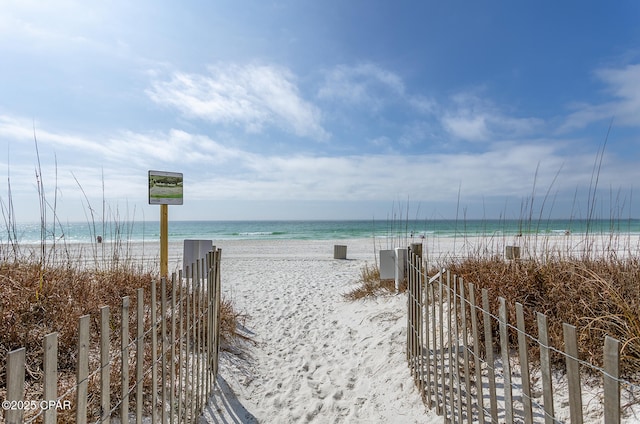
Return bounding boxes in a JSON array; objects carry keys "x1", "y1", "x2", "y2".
[
  {"x1": 0, "y1": 241, "x2": 246, "y2": 421},
  {"x1": 441, "y1": 233, "x2": 640, "y2": 379},
  {"x1": 0, "y1": 174, "x2": 244, "y2": 420},
  {"x1": 343, "y1": 262, "x2": 399, "y2": 300}
]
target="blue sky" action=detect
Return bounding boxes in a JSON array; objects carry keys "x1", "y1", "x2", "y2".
[{"x1": 2, "y1": 1, "x2": 640, "y2": 222}]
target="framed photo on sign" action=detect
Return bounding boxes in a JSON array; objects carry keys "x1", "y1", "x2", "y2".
[{"x1": 148, "y1": 170, "x2": 183, "y2": 205}]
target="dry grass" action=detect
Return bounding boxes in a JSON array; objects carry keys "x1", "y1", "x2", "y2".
[
  {"x1": 436, "y1": 239, "x2": 640, "y2": 380},
  {"x1": 348, "y1": 231, "x2": 640, "y2": 380},
  {"x1": 343, "y1": 262, "x2": 405, "y2": 300},
  {"x1": 0, "y1": 246, "x2": 245, "y2": 422}
]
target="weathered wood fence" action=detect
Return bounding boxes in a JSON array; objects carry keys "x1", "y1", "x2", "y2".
[
  {"x1": 406, "y1": 248, "x2": 631, "y2": 423},
  {"x1": 4, "y1": 248, "x2": 222, "y2": 424}
]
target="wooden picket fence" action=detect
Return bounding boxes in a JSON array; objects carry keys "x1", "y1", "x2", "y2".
[
  {"x1": 3, "y1": 248, "x2": 222, "y2": 424},
  {"x1": 406, "y1": 248, "x2": 631, "y2": 423}
]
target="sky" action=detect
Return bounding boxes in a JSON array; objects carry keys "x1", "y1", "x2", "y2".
[{"x1": 2, "y1": 1, "x2": 640, "y2": 223}]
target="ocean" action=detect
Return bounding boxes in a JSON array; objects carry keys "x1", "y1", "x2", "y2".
[{"x1": 4, "y1": 219, "x2": 640, "y2": 245}]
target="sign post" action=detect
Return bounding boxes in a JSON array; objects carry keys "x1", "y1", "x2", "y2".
[
  {"x1": 148, "y1": 170, "x2": 183, "y2": 277},
  {"x1": 160, "y1": 204, "x2": 168, "y2": 277}
]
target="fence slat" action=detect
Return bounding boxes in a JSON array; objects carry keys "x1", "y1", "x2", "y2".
[
  {"x1": 100, "y1": 307, "x2": 110, "y2": 424},
  {"x1": 136, "y1": 288, "x2": 145, "y2": 424},
  {"x1": 515, "y1": 303, "x2": 533, "y2": 424},
  {"x1": 195, "y1": 259, "x2": 202, "y2": 415},
  {"x1": 603, "y1": 336, "x2": 620, "y2": 424},
  {"x1": 482, "y1": 289, "x2": 498, "y2": 423},
  {"x1": 76, "y1": 314, "x2": 90, "y2": 424},
  {"x1": 563, "y1": 323, "x2": 583, "y2": 424},
  {"x1": 453, "y1": 275, "x2": 463, "y2": 422},
  {"x1": 468, "y1": 283, "x2": 484, "y2": 424},
  {"x1": 438, "y1": 271, "x2": 445, "y2": 416},
  {"x1": 43, "y1": 332, "x2": 59, "y2": 424},
  {"x1": 161, "y1": 277, "x2": 168, "y2": 424},
  {"x1": 215, "y1": 249, "x2": 223, "y2": 380},
  {"x1": 6, "y1": 348, "x2": 26, "y2": 424},
  {"x1": 171, "y1": 272, "x2": 178, "y2": 424},
  {"x1": 184, "y1": 266, "x2": 192, "y2": 421},
  {"x1": 424, "y1": 263, "x2": 432, "y2": 409},
  {"x1": 447, "y1": 271, "x2": 455, "y2": 420},
  {"x1": 151, "y1": 280, "x2": 158, "y2": 423},
  {"x1": 207, "y1": 252, "x2": 213, "y2": 397},
  {"x1": 418, "y1": 256, "x2": 424, "y2": 399},
  {"x1": 179, "y1": 267, "x2": 187, "y2": 422},
  {"x1": 537, "y1": 312, "x2": 554, "y2": 424},
  {"x1": 408, "y1": 253, "x2": 416, "y2": 377},
  {"x1": 431, "y1": 277, "x2": 438, "y2": 414},
  {"x1": 458, "y1": 278, "x2": 472, "y2": 424},
  {"x1": 121, "y1": 296, "x2": 130, "y2": 423},
  {"x1": 499, "y1": 297, "x2": 513, "y2": 424}
]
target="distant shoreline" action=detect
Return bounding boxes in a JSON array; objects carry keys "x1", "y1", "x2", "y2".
[
  {"x1": 6, "y1": 217, "x2": 640, "y2": 246},
  {"x1": 7, "y1": 233, "x2": 640, "y2": 274}
]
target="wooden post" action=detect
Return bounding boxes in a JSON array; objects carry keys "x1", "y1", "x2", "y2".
[
  {"x1": 482, "y1": 289, "x2": 498, "y2": 423},
  {"x1": 6, "y1": 348, "x2": 26, "y2": 424},
  {"x1": 430, "y1": 279, "x2": 438, "y2": 411},
  {"x1": 453, "y1": 275, "x2": 463, "y2": 422},
  {"x1": 195, "y1": 259, "x2": 202, "y2": 413},
  {"x1": 136, "y1": 289, "x2": 144, "y2": 423},
  {"x1": 178, "y1": 268, "x2": 186, "y2": 422},
  {"x1": 447, "y1": 271, "x2": 455, "y2": 419},
  {"x1": 437, "y1": 272, "x2": 444, "y2": 415},
  {"x1": 170, "y1": 273, "x2": 177, "y2": 422},
  {"x1": 333, "y1": 245, "x2": 347, "y2": 259},
  {"x1": 160, "y1": 204, "x2": 168, "y2": 278},
  {"x1": 161, "y1": 278, "x2": 168, "y2": 424},
  {"x1": 151, "y1": 281, "x2": 158, "y2": 421},
  {"x1": 410, "y1": 242, "x2": 422, "y2": 258},
  {"x1": 499, "y1": 297, "x2": 514, "y2": 423},
  {"x1": 43, "y1": 332, "x2": 59, "y2": 424},
  {"x1": 469, "y1": 283, "x2": 484, "y2": 424},
  {"x1": 76, "y1": 315, "x2": 90, "y2": 424},
  {"x1": 121, "y1": 297, "x2": 130, "y2": 423},
  {"x1": 563, "y1": 323, "x2": 583, "y2": 424},
  {"x1": 537, "y1": 312, "x2": 555, "y2": 423},
  {"x1": 515, "y1": 303, "x2": 533, "y2": 424},
  {"x1": 424, "y1": 266, "x2": 432, "y2": 409},
  {"x1": 458, "y1": 278, "x2": 472, "y2": 424},
  {"x1": 190, "y1": 264, "x2": 197, "y2": 420},
  {"x1": 603, "y1": 336, "x2": 620, "y2": 424},
  {"x1": 214, "y1": 250, "x2": 222, "y2": 381},
  {"x1": 100, "y1": 307, "x2": 110, "y2": 424}
]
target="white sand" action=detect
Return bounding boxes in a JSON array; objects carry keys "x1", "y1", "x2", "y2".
[
  {"x1": 37, "y1": 234, "x2": 640, "y2": 422},
  {"x1": 193, "y1": 235, "x2": 640, "y2": 423},
  {"x1": 198, "y1": 238, "x2": 441, "y2": 423}
]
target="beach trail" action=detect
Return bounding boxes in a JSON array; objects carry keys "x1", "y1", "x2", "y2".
[{"x1": 200, "y1": 238, "x2": 441, "y2": 423}]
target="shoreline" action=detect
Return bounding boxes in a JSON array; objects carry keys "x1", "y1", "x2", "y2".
[{"x1": 5, "y1": 232, "x2": 640, "y2": 271}]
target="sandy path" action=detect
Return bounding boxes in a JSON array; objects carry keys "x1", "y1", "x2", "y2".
[{"x1": 200, "y1": 239, "x2": 441, "y2": 423}]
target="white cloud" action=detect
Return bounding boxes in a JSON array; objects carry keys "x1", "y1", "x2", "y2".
[
  {"x1": 147, "y1": 63, "x2": 329, "y2": 140},
  {"x1": 0, "y1": 116, "x2": 247, "y2": 168},
  {"x1": 442, "y1": 114, "x2": 490, "y2": 141},
  {"x1": 186, "y1": 140, "x2": 605, "y2": 206},
  {"x1": 560, "y1": 63, "x2": 640, "y2": 131},
  {"x1": 2, "y1": 113, "x2": 635, "y2": 222},
  {"x1": 318, "y1": 63, "x2": 406, "y2": 108},
  {"x1": 441, "y1": 92, "x2": 544, "y2": 142}
]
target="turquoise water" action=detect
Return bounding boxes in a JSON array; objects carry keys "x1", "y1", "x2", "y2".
[{"x1": 4, "y1": 219, "x2": 640, "y2": 245}]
